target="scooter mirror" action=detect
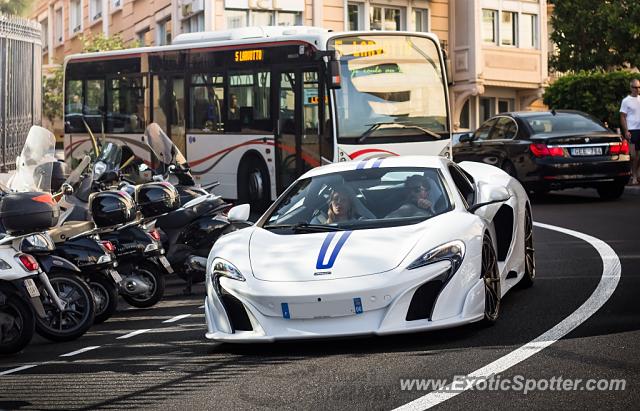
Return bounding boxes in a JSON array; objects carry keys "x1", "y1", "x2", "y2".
[{"x1": 61, "y1": 183, "x2": 74, "y2": 195}]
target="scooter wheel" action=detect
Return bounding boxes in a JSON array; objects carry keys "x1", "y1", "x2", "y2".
[
  {"x1": 0, "y1": 291, "x2": 35, "y2": 355},
  {"x1": 88, "y1": 273, "x2": 119, "y2": 324},
  {"x1": 122, "y1": 262, "x2": 166, "y2": 308},
  {"x1": 36, "y1": 272, "x2": 95, "y2": 342}
]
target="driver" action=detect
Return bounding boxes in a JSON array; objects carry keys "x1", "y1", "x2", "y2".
[
  {"x1": 311, "y1": 186, "x2": 355, "y2": 224},
  {"x1": 386, "y1": 175, "x2": 436, "y2": 218}
]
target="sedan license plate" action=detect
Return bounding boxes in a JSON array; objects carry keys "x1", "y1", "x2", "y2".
[
  {"x1": 109, "y1": 269, "x2": 123, "y2": 283},
  {"x1": 571, "y1": 147, "x2": 602, "y2": 156},
  {"x1": 24, "y1": 279, "x2": 40, "y2": 298},
  {"x1": 158, "y1": 256, "x2": 174, "y2": 274}
]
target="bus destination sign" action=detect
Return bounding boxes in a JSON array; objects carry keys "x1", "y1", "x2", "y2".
[{"x1": 234, "y1": 49, "x2": 264, "y2": 62}]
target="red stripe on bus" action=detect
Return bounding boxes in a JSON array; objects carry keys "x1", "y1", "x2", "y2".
[{"x1": 348, "y1": 148, "x2": 399, "y2": 160}]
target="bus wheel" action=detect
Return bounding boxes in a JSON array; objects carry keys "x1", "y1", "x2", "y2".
[{"x1": 238, "y1": 157, "x2": 269, "y2": 213}]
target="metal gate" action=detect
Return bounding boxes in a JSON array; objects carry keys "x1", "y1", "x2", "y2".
[{"x1": 0, "y1": 14, "x2": 41, "y2": 172}]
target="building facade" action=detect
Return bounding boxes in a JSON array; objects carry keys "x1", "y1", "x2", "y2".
[{"x1": 30, "y1": 0, "x2": 547, "y2": 132}]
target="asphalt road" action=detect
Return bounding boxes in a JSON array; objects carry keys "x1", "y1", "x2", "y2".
[{"x1": 1, "y1": 187, "x2": 638, "y2": 410}]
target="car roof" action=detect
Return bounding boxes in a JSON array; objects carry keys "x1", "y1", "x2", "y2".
[
  {"x1": 300, "y1": 155, "x2": 449, "y2": 179},
  {"x1": 501, "y1": 110, "x2": 590, "y2": 119}
]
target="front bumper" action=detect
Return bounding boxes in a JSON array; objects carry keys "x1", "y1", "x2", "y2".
[{"x1": 204, "y1": 261, "x2": 485, "y2": 343}]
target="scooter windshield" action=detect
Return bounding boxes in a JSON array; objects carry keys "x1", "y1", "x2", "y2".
[
  {"x1": 144, "y1": 123, "x2": 188, "y2": 170},
  {"x1": 9, "y1": 126, "x2": 57, "y2": 193}
]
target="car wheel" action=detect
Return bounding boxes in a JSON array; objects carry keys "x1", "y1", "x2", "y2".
[
  {"x1": 482, "y1": 233, "x2": 501, "y2": 325},
  {"x1": 596, "y1": 181, "x2": 626, "y2": 200},
  {"x1": 519, "y1": 208, "x2": 536, "y2": 288}
]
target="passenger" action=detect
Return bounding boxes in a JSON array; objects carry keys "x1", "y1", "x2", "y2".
[
  {"x1": 386, "y1": 175, "x2": 436, "y2": 218},
  {"x1": 229, "y1": 93, "x2": 240, "y2": 120}
]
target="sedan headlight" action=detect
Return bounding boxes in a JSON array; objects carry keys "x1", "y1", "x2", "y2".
[
  {"x1": 407, "y1": 240, "x2": 466, "y2": 279},
  {"x1": 210, "y1": 258, "x2": 245, "y2": 282}
]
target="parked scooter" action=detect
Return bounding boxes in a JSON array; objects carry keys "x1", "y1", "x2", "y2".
[{"x1": 0, "y1": 189, "x2": 95, "y2": 343}]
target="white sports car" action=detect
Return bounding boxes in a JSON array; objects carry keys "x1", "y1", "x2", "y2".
[{"x1": 204, "y1": 156, "x2": 535, "y2": 342}]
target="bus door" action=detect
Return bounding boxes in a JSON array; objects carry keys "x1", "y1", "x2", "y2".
[
  {"x1": 275, "y1": 68, "x2": 323, "y2": 193},
  {"x1": 151, "y1": 74, "x2": 186, "y2": 156}
]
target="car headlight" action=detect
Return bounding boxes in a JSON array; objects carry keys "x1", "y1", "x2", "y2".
[
  {"x1": 407, "y1": 240, "x2": 465, "y2": 278},
  {"x1": 210, "y1": 258, "x2": 245, "y2": 282},
  {"x1": 93, "y1": 161, "x2": 107, "y2": 179}
]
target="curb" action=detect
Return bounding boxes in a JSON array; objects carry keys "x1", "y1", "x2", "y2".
[{"x1": 625, "y1": 184, "x2": 640, "y2": 194}]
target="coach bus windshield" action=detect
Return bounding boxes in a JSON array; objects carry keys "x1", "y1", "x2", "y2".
[{"x1": 329, "y1": 35, "x2": 448, "y2": 145}]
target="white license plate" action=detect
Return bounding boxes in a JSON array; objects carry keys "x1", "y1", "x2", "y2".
[
  {"x1": 571, "y1": 147, "x2": 602, "y2": 156},
  {"x1": 282, "y1": 298, "x2": 363, "y2": 319},
  {"x1": 158, "y1": 256, "x2": 174, "y2": 273},
  {"x1": 24, "y1": 279, "x2": 40, "y2": 298},
  {"x1": 109, "y1": 269, "x2": 123, "y2": 283}
]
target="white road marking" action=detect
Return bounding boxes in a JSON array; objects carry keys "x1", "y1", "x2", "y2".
[
  {"x1": 60, "y1": 346, "x2": 101, "y2": 357},
  {"x1": 395, "y1": 221, "x2": 622, "y2": 411},
  {"x1": 0, "y1": 364, "x2": 39, "y2": 375},
  {"x1": 116, "y1": 329, "x2": 152, "y2": 339},
  {"x1": 163, "y1": 314, "x2": 192, "y2": 323}
]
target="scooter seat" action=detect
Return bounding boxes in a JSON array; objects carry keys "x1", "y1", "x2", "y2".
[
  {"x1": 156, "y1": 198, "x2": 224, "y2": 229},
  {"x1": 48, "y1": 221, "x2": 95, "y2": 243}
]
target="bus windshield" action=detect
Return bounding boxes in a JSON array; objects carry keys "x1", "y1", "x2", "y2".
[{"x1": 329, "y1": 34, "x2": 448, "y2": 144}]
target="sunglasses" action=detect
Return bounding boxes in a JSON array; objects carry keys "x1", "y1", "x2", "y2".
[
  {"x1": 632, "y1": 86, "x2": 640, "y2": 89},
  {"x1": 410, "y1": 186, "x2": 428, "y2": 193}
]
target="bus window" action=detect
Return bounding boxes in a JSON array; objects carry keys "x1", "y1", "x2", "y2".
[
  {"x1": 227, "y1": 70, "x2": 271, "y2": 134},
  {"x1": 152, "y1": 76, "x2": 169, "y2": 132},
  {"x1": 190, "y1": 73, "x2": 224, "y2": 133},
  {"x1": 65, "y1": 79, "x2": 83, "y2": 133},
  {"x1": 85, "y1": 79, "x2": 105, "y2": 132},
  {"x1": 107, "y1": 75, "x2": 146, "y2": 133},
  {"x1": 302, "y1": 71, "x2": 321, "y2": 173}
]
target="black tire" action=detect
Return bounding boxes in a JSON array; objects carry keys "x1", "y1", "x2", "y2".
[
  {"x1": 88, "y1": 274, "x2": 119, "y2": 324},
  {"x1": 519, "y1": 207, "x2": 536, "y2": 288},
  {"x1": 36, "y1": 272, "x2": 95, "y2": 342},
  {"x1": 121, "y1": 262, "x2": 166, "y2": 308},
  {"x1": 597, "y1": 181, "x2": 626, "y2": 200},
  {"x1": 0, "y1": 291, "x2": 35, "y2": 355},
  {"x1": 238, "y1": 156, "x2": 270, "y2": 213},
  {"x1": 501, "y1": 161, "x2": 517, "y2": 179},
  {"x1": 481, "y1": 233, "x2": 501, "y2": 325}
]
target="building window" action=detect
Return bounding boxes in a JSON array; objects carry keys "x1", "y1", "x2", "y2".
[
  {"x1": 157, "y1": 19, "x2": 172, "y2": 46},
  {"x1": 482, "y1": 9, "x2": 497, "y2": 44},
  {"x1": 370, "y1": 6, "x2": 402, "y2": 31},
  {"x1": 460, "y1": 99, "x2": 470, "y2": 130},
  {"x1": 137, "y1": 28, "x2": 150, "y2": 46},
  {"x1": 498, "y1": 98, "x2": 513, "y2": 114},
  {"x1": 54, "y1": 7, "x2": 63, "y2": 43},
  {"x1": 184, "y1": 12, "x2": 204, "y2": 33},
  {"x1": 413, "y1": 8, "x2": 429, "y2": 32},
  {"x1": 521, "y1": 13, "x2": 537, "y2": 49},
  {"x1": 501, "y1": 11, "x2": 517, "y2": 46},
  {"x1": 480, "y1": 97, "x2": 495, "y2": 122},
  {"x1": 41, "y1": 18, "x2": 49, "y2": 51},
  {"x1": 90, "y1": 0, "x2": 102, "y2": 21},
  {"x1": 70, "y1": 0, "x2": 82, "y2": 35},
  {"x1": 348, "y1": 3, "x2": 363, "y2": 31},
  {"x1": 277, "y1": 11, "x2": 301, "y2": 26},
  {"x1": 226, "y1": 9, "x2": 248, "y2": 28},
  {"x1": 252, "y1": 11, "x2": 273, "y2": 26}
]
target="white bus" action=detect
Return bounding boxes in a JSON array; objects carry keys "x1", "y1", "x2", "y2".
[{"x1": 63, "y1": 26, "x2": 451, "y2": 209}]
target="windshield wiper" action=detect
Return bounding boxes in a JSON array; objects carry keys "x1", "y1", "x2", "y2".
[
  {"x1": 263, "y1": 223, "x2": 344, "y2": 233},
  {"x1": 358, "y1": 122, "x2": 441, "y2": 143}
]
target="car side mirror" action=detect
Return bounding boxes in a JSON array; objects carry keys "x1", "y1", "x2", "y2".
[
  {"x1": 468, "y1": 184, "x2": 510, "y2": 213},
  {"x1": 227, "y1": 204, "x2": 250, "y2": 223},
  {"x1": 459, "y1": 133, "x2": 473, "y2": 143}
]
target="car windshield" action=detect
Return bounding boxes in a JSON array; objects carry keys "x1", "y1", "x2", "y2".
[
  {"x1": 525, "y1": 113, "x2": 607, "y2": 135},
  {"x1": 328, "y1": 35, "x2": 449, "y2": 144},
  {"x1": 262, "y1": 167, "x2": 452, "y2": 233}
]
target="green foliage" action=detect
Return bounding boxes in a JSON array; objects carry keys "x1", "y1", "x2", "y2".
[
  {"x1": 80, "y1": 33, "x2": 129, "y2": 53},
  {"x1": 0, "y1": 0, "x2": 32, "y2": 16},
  {"x1": 42, "y1": 66, "x2": 63, "y2": 123},
  {"x1": 550, "y1": 0, "x2": 640, "y2": 72},
  {"x1": 543, "y1": 71, "x2": 640, "y2": 129}
]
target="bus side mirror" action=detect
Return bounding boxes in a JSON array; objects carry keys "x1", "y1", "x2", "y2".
[{"x1": 327, "y1": 52, "x2": 341, "y2": 90}]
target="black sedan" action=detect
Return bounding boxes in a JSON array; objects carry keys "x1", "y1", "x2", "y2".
[{"x1": 453, "y1": 110, "x2": 631, "y2": 199}]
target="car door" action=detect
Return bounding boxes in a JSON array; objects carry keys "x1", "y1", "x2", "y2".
[
  {"x1": 476, "y1": 116, "x2": 517, "y2": 168},
  {"x1": 453, "y1": 118, "x2": 497, "y2": 163}
]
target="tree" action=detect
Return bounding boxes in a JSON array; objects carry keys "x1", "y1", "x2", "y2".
[
  {"x1": 0, "y1": 0, "x2": 32, "y2": 16},
  {"x1": 550, "y1": 0, "x2": 640, "y2": 72}
]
